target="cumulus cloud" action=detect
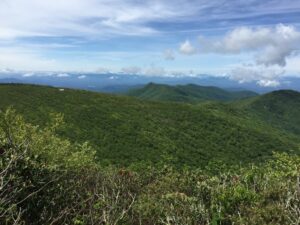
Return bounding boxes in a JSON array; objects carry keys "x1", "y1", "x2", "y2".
[
  {"x1": 194, "y1": 24, "x2": 300, "y2": 85},
  {"x1": 121, "y1": 66, "x2": 141, "y2": 75},
  {"x1": 179, "y1": 40, "x2": 197, "y2": 55},
  {"x1": 257, "y1": 80, "x2": 280, "y2": 87},
  {"x1": 163, "y1": 49, "x2": 175, "y2": 60},
  {"x1": 285, "y1": 56, "x2": 300, "y2": 75},
  {"x1": 199, "y1": 27, "x2": 272, "y2": 54},
  {"x1": 230, "y1": 65, "x2": 284, "y2": 87},
  {"x1": 199, "y1": 24, "x2": 300, "y2": 67},
  {"x1": 256, "y1": 46, "x2": 293, "y2": 67}
]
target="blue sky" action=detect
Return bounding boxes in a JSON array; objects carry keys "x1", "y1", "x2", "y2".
[{"x1": 0, "y1": 0, "x2": 300, "y2": 87}]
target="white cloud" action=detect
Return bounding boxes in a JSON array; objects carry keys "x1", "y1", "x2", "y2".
[
  {"x1": 109, "y1": 76, "x2": 118, "y2": 80},
  {"x1": 191, "y1": 24, "x2": 300, "y2": 85},
  {"x1": 1, "y1": 0, "x2": 299, "y2": 41},
  {"x1": 0, "y1": 0, "x2": 202, "y2": 40},
  {"x1": 230, "y1": 65, "x2": 284, "y2": 87},
  {"x1": 200, "y1": 27, "x2": 272, "y2": 54},
  {"x1": 57, "y1": 73, "x2": 70, "y2": 77},
  {"x1": 179, "y1": 40, "x2": 197, "y2": 55},
  {"x1": 22, "y1": 72, "x2": 35, "y2": 77},
  {"x1": 285, "y1": 56, "x2": 300, "y2": 76},
  {"x1": 199, "y1": 24, "x2": 300, "y2": 67},
  {"x1": 257, "y1": 80, "x2": 280, "y2": 87},
  {"x1": 120, "y1": 65, "x2": 196, "y2": 77},
  {"x1": 1, "y1": 1, "x2": 300, "y2": 77},
  {"x1": 164, "y1": 49, "x2": 175, "y2": 60},
  {"x1": 256, "y1": 46, "x2": 292, "y2": 67},
  {"x1": 78, "y1": 75, "x2": 86, "y2": 79}
]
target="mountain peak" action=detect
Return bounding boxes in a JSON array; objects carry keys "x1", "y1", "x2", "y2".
[
  {"x1": 237, "y1": 89, "x2": 300, "y2": 135},
  {"x1": 268, "y1": 89, "x2": 300, "y2": 98}
]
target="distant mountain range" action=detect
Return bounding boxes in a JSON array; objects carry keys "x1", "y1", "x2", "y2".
[
  {"x1": 1, "y1": 71, "x2": 300, "y2": 94},
  {"x1": 0, "y1": 83, "x2": 299, "y2": 168},
  {"x1": 126, "y1": 83, "x2": 258, "y2": 103}
]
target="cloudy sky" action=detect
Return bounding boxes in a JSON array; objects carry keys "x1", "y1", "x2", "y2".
[{"x1": 1, "y1": 0, "x2": 300, "y2": 86}]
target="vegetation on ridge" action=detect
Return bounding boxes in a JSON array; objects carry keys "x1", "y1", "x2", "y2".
[
  {"x1": 0, "y1": 84, "x2": 298, "y2": 168},
  {"x1": 233, "y1": 89, "x2": 300, "y2": 135},
  {"x1": 1, "y1": 109, "x2": 300, "y2": 225},
  {"x1": 127, "y1": 83, "x2": 258, "y2": 103}
]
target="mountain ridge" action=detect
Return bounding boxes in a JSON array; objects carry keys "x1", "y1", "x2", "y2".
[
  {"x1": 127, "y1": 82, "x2": 258, "y2": 103},
  {"x1": 234, "y1": 89, "x2": 300, "y2": 135},
  {"x1": 0, "y1": 83, "x2": 299, "y2": 168}
]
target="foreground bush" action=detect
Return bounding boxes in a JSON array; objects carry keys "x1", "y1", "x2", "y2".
[{"x1": 0, "y1": 109, "x2": 299, "y2": 224}]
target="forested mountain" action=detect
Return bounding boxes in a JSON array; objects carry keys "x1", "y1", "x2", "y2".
[
  {"x1": 234, "y1": 90, "x2": 300, "y2": 135},
  {"x1": 1, "y1": 83, "x2": 300, "y2": 225},
  {"x1": 127, "y1": 83, "x2": 258, "y2": 103},
  {"x1": 0, "y1": 84, "x2": 298, "y2": 168}
]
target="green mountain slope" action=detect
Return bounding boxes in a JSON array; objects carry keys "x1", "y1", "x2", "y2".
[
  {"x1": 127, "y1": 83, "x2": 258, "y2": 103},
  {"x1": 233, "y1": 90, "x2": 300, "y2": 135},
  {"x1": 0, "y1": 84, "x2": 298, "y2": 168}
]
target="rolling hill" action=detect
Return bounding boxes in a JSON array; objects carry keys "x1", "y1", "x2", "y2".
[
  {"x1": 0, "y1": 84, "x2": 299, "y2": 168},
  {"x1": 127, "y1": 83, "x2": 258, "y2": 103},
  {"x1": 234, "y1": 90, "x2": 300, "y2": 135}
]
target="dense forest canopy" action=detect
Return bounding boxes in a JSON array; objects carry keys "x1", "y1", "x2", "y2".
[
  {"x1": 0, "y1": 84, "x2": 299, "y2": 168},
  {"x1": 0, "y1": 84, "x2": 300, "y2": 224},
  {"x1": 1, "y1": 107, "x2": 300, "y2": 224},
  {"x1": 127, "y1": 83, "x2": 258, "y2": 103}
]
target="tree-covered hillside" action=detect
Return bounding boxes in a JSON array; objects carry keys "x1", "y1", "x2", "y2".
[
  {"x1": 127, "y1": 83, "x2": 258, "y2": 103},
  {"x1": 1, "y1": 109, "x2": 300, "y2": 225},
  {"x1": 0, "y1": 84, "x2": 298, "y2": 168},
  {"x1": 234, "y1": 90, "x2": 300, "y2": 135}
]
